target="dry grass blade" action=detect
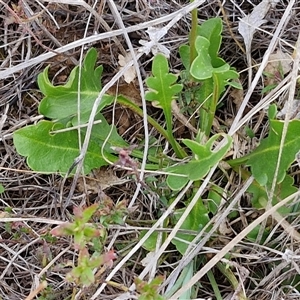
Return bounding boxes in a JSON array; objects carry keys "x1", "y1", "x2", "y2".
[
  {"x1": 228, "y1": 0, "x2": 296, "y2": 136},
  {"x1": 0, "y1": 0, "x2": 206, "y2": 80},
  {"x1": 170, "y1": 190, "x2": 300, "y2": 299}
]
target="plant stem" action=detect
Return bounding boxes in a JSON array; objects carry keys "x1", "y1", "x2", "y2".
[
  {"x1": 206, "y1": 269, "x2": 222, "y2": 300},
  {"x1": 226, "y1": 154, "x2": 250, "y2": 167},
  {"x1": 205, "y1": 74, "x2": 220, "y2": 137},
  {"x1": 189, "y1": 2, "x2": 198, "y2": 68},
  {"x1": 165, "y1": 109, "x2": 187, "y2": 159},
  {"x1": 117, "y1": 96, "x2": 187, "y2": 158},
  {"x1": 216, "y1": 262, "x2": 248, "y2": 300}
]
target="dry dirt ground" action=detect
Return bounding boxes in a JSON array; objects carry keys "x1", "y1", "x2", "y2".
[{"x1": 1, "y1": 0, "x2": 300, "y2": 299}]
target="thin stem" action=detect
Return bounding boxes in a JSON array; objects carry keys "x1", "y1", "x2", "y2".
[
  {"x1": 206, "y1": 269, "x2": 222, "y2": 300},
  {"x1": 117, "y1": 96, "x2": 187, "y2": 158},
  {"x1": 189, "y1": 3, "x2": 198, "y2": 68}
]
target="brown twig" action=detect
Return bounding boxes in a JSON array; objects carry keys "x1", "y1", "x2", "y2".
[{"x1": 0, "y1": 0, "x2": 60, "y2": 54}]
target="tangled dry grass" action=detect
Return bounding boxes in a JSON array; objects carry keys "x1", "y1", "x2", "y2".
[{"x1": 1, "y1": 0, "x2": 300, "y2": 299}]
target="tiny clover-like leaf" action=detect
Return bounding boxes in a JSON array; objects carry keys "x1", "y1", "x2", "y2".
[
  {"x1": 145, "y1": 54, "x2": 183, "y2": 126},
  {"x1": 13, "y1": 120, "x2": 112, "y2": 175},
  {"x1": 166, "y1": 134, "x2": 232, "y2": 190},
  {"x1": 38, "y1": 47, "x2": 114, "y2": 119},
  {"x1": 246, "y1": 119, "x2": 300, "y2": 186}
]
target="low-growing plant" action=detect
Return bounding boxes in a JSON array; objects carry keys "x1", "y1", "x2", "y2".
[
  {"x1": 13, "y1": 18, "x2": 238, "y2": 181},
  {"x1": 135, "y1": 276, "x2": 166, "y2": 300},
  {"x1": 179, "y1": 17, "x2": 241, "y2": 138},
  {"x1": 50, "y1": 203, "x2": 122, "y2": 286},
  {"x1": 12, "y1": 11, "x2": 300, "y2": 298}
]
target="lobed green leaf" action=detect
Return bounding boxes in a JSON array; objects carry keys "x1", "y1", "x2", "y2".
[
  {"x1": 145, "y1": 54, "x2": 185, "y2": 157},
  {"x1": 38, "y1": 48, "x2": 114, "y2": 120},
  {"x1": 196, "y1": 17, "x2": 224, "y2": 67},
  {"x1": 166, "y1": 134, "x2": 232, "y2": 190},
  {"x1": 146, "y1": 54, "x2": 183, "y2": 107},
  {"x1": 190, "y1": 36, "x2": 230, "y2": 80},
  {"x1": 13, "y1": 120, "x2": 111, "y2": 175},
  {"x1": 247, "y1": 119, "x2": 300, "y2": 186}
]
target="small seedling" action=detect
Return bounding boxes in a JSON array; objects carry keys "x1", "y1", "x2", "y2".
[
  {"x1": 179, "y1": 17, "x2": 241, "y2": 137},
  {"x1": 135, "y1": 276, "x2": 166, "y2": 300},
  {"x1": 51, "y1": 204, "x2": 119, "y2": 286}
]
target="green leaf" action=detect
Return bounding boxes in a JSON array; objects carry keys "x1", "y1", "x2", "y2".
[
  {"x1": 38, "y1": 48, "x2": 114, "y2": 119},
  {"x1": 140, "y1": 231, "x2": 159, "y2": 252},
  {"x1": 212, "y1": 69, "x2": 239, "y2": 98},
  {"x1": 194, "y1": 78, "x2": 213, "y2": 104},
  {"x1": 74, "y1": 230, "x2": 86, "y2": 249},
  {"x1": 247, "y1": 119, "x2": 300, "y2": 186},
  {"x1": 13, "y1": 120, "x2": 110, "y2": 175},
  {"x1": 181, "y1": 18, "x2": 223, "y2": 72},
  {"x1": 179, "y1": 44, "x2": 191, "y2": 71},
  {"x1": 207, "y1": 185, "x2": 224, "y2": 214},
  {"x1": 80, "y1": 268, "x2": 95, "y2": 286},
  {"x1": 145, "y1": 54, "x2": 183, "y2": 108},
  {"x1": 145, "y1": 54, "x2": 184, "y2": 157},
  {"x1": 0, "y1": 184, "x2": 4, "y2": 194},
  {"x1": 197, "y1": 70, "x2": 238, "y2": 137},
  {"x1": 190, "y1": 36, "x2": 229, "y2": 80},
  {"x1": 166, "y1": 175, "x2": 189, "y2": 192},
  {"x1": 145, "y1": 54, "x2": 182, "y2": 120},
  {"x1": 228, "y1": 80, "x2": 243, "y2": 89},
  {"x1": 247, "y1": 174, "x2": 297, "y2": 215},
  {"x1": 73, "y1": 113, "x2": 128, "y2": 150},
  {"x1": 171, "y1": 199, "x2": 210, "y2": 255},
  {"x1": 245, "y1": 126, "x2": 255, "y2": 138},
  {"x1": 196, "y1": 18, "x2": 224, "y2": 67},
  {"x1": 164, "y1": 262, "x2": 195, "y2": 300},
  {"x1": 189, "y1": 33, "x2": 239, "y2": 136},
  {"x1": 166, "y1": 134, "x2": 232, "y2": 190},
  {"x1": 262, "y1": 84, "x2": 277, "y2": 94},
  {"x1": 247, "y1": 224, "x2": 270, "y2": 244},
  {"x1": 268, "y1": 104, "x2": 277, "y2": 119},
  {"x1": 136, "y1": 276, "x2": 166, "y2": 300},
  {"x1": 79, "y1": 204, "x2": 98, "y2": 223}
]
